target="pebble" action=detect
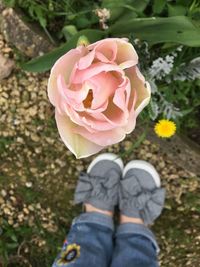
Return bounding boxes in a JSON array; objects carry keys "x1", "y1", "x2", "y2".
[
  {"x1": 25, "y1": 182, "x2": 33, "y2": 188},
  {"x1": 3, "y1": 207, "x2": 11, "y2": 215},
  {"x1": 0, "y1": 197, "x2": 4, "y2": 204},
  {"x1": 1, "y1": 190, "x2": 7, "y2": 197}
]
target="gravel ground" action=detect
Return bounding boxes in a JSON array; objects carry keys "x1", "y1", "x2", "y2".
[{"x1": 0, "y1": 34, "x2": 200, "y2": 267}]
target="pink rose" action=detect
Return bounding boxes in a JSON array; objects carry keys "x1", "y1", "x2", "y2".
[{"x1": 48, "y1": 38, "x2": 151, "y2": 158}]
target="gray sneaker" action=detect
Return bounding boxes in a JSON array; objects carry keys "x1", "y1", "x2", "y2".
[
  {"x1": 74, "y1": 153, "x2": 123, "y2": 211},
  {"x1": 119, "y1": 160, "x2": 166, "y2": 225}
]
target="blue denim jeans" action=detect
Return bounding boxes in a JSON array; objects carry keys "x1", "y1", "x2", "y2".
[{"x1": 52, "y1": 212, "x2": 159, "y2": 267}]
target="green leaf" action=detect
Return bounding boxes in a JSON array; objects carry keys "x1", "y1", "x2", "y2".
[
  {"x1": 176, "y1": 0, "x2": 190, "y2": 6},
  {"x1": 10, "y1": 234, "x2": 18, "y2": 243},
  {"x1": 75, "y1": 16, "x2": 91, "y2": 29},
  {"x1": 21, "y1": 29, "x2": 105, "y2": 73},
  {"x1": 153, "y1": 0, "x2": 166, "y2": 14},
  {"x1": 102, "y1": 0, "x2": 147, "y2": 21},
  {"x1": 116, "y1": 10, "x2": 138, "y2": 24},
  {"x1": 34, "y1": 6, "x2": 47, "y2": 28},
  {"x1": 108, "y1": 16, "x2": 200, "y2": 47},
  {"x1": 132, "y1": 0, "x2": 150, "y2": 12},
  {"x1": 167, "y1": 4, "x2": 187, "y2": 16}
]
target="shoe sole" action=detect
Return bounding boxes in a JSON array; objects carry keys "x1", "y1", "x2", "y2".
[
  {"x1": 123, "y1": 160, "x2": 161, "y2": 187},
  {"x1": 87, "y1": 153, "x2": 124, "y2": 173}
]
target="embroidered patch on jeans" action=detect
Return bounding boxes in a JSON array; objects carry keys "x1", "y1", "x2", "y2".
[{"x1": 56, "y1": 243, "x2": 81, "y2": 266}]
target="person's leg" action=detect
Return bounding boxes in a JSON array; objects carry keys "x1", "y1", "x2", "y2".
[
  {"x1": 52, "y1": 211, "x2": 114, "y2": 267},
  {"x1": 52, "y1": 153, "x2": 123, "y2": 267},
  {"x1": 111, "y1": 160, "x2": 165, "y2": 267},
  {"x1": 111, "y1": 221, "x2": 159, "y2": 267}
]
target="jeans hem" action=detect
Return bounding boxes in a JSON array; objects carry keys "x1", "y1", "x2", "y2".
[{"x1": 116, "y1": 223, "x2": 160, "y2": 254}]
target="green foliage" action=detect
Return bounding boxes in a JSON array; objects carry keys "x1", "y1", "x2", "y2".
[
  {"x1": 109, "y1": 16, "x2": 200, "y2": 47},
  {"x1": 153, "y1": 0, "x2": 166, "y2": 14}
]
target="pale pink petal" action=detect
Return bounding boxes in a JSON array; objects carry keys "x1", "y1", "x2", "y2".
[
  {"x1": 135, "y1": 81, "x2": 151, "y2": 116},
  {"x1": 57, "y1": 75, "x2": 89, "y2": 104},
  {"x1": 88, "y1": 38, "x2": 118, "y2": 62},
  {"x1": 124, "y1": 90, "x2": 137, "y2": 134},
  {"x1": 88, "y1": 38, "x2": 127, "y2": 51},
  {"x1": 115, "y1": 39, "x2": 138, "y2": 67},
  {"x1": 125, "y1": 66, "x2": 151, "y2": 117},
  {"x1": 48, "y1": 46, "x2": 86, "y2": 106},
  {"x1": 89, "y1": 72, "x2": 119, "y2": 109},
  {"x1": 124, "y1": 113, "x2": 137, "y2": 134},
  {"x1": 95, "y1": 51, "x2": 110, "y2": 62},
  {"x1": 55, "y1": 110, "x2": 103, "y2": 158},
  {"x1": 102, "y1": 100, "x2": 128, "y2": 126},
  {"x1": 78, "y1": 112, "x2": 117, "y2": 131},
  {"x1": 77, "y1": 41, "x2": 118, "y2": 70},
  {"x1": 94, "y1": 41, "x2": 117, "y2": 62},
  {"x1": 113, "y1": 78, "x2": 130, "y2": 111},
  {"x1": 77, "y1": 49, "x2": 95, "y2": 70},
  {"x1": 119, "y1": 60, "x2": 137, "y2": 70},
  {"x1": 74, "y1": 125, "x2": 126, "y2": 146},
  {"x1": 64, "y1": 105, "x2": 97, "y2": 133},
  {"x1": 85, "y1": 100, "x2": 108, "y2": 113},
  {"x1": 72, "y1": 62, "x2": 123, "y2": 84}
]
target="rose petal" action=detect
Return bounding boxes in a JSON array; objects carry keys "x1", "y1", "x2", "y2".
[
  {"x1": 78, "y1": 104, "x2": 126, "y2": 131},
  {"x1": 115, "y1": 39, "x2": 138, "y2": 66},
  {"x1": 113, "y1": 77, "x2": 130, "y2": 111},
  {"x1": 94, "y1": 41, "x2": 117, "y2": 62},
  {"x1": 135, "y1": 81, "x2": 151, "y2": 116},
  {"x1": 48, "y1": 46, "x2": 86, "y2": 106},
  {"x1": 55, "y1": 110, "x2": 104, "y2": 158},
  {"x1": 62, "y1": 105, "x2": 97, "y2": 133},
  {"x1": 89, "y1": 72, "x2": 119, "y2": 109},
  {"x1": 125, "y1": 66, "x2": 151, "y2": 117},
  {"x1": 78, "y1": 112, "x2": 117, "y2": 131},
  {"x1": 124, "y1": 90, "x2": 137, "y2": 134},
  {"x1": 72, "y1": 62, "x2": 123, "y2": 84},
  {"x1": 77, "y1": 49, "x2": 95, "y2": 70},
  {"x1": 74, "y1": 124, "x2": 126, "y2": 146},
  {"x1": 88, "y1": 39, "x2": 118, "y2": 62},
  {"x1": 57, "y1": 75, "x2": 89, "y2": 104}
]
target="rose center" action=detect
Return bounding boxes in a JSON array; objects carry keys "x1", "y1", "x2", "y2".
[{"x1": 83, "y1": 89, "x2": 93, "y2": 108}]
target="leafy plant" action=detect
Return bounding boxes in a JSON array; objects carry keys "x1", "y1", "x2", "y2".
[{"x1": 109, "y1": 16, "x2": 200, "y2": 47}]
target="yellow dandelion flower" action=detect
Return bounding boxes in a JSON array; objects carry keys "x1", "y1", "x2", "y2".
[
  {"x1": 57, "y1": 243, "x2": 81, "y2": 266},
  {"x1": 154, "y1": 119, "x2": 176, "y2": 138}
]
